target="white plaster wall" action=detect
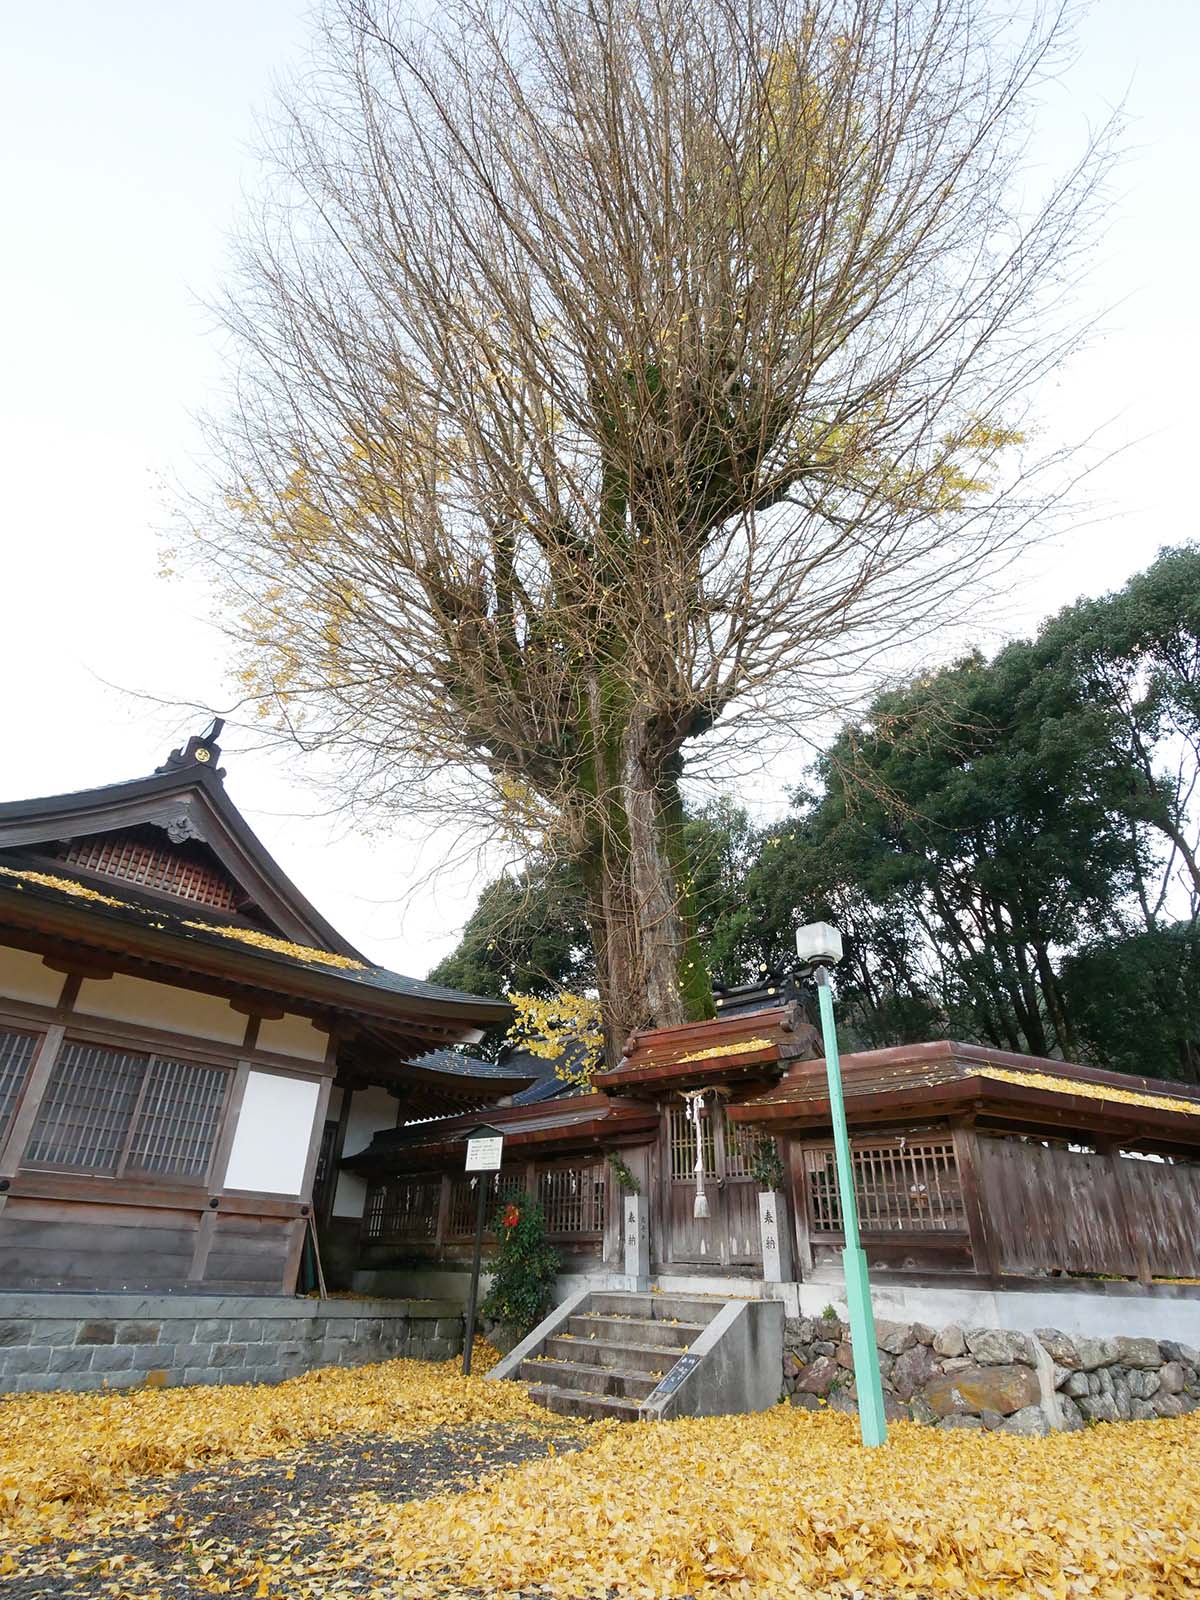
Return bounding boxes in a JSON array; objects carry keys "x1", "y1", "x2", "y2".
[
  {"x1": 222, "y1": 1070, "x2": 322, "y2": 1196},
  {"x1": 0, "y1": 945, "x2": 62, "y2": 1007},
  {"x1": 332, "y1": 1084, "x2": 398, "y2": 1219},
  {"x1": 76, "y1": 974, "x2": 244, "y2": 1044},
  {"x1": 258, "y1": 1013, "x2": 328, "y2": 1063}
]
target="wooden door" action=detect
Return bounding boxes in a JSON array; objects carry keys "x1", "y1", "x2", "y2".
[{"x1": 660, "y1": 1100, "x2": 761, "y2": 1269}]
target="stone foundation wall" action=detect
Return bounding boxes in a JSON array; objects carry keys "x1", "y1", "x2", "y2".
[
  {"x1": 784, "y1": 1314, "x2": 1200, "y2": 1434},
  {"x1": 0, "y1": 1293, "x2": 463, "y2": 1396}
]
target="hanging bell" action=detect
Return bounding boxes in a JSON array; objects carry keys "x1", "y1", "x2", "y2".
[{"x1": 693, "y1": 1192, "x2": 710, "y2": 1220}]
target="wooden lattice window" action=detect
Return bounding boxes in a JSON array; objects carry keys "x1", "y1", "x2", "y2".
[
  {"x1": 447, "y1": 1173, "x2": 527, "y2": 1238},
  {"x1": 0, "y1": 1029, "x2": 39, "y2": 1147},
  {"x1": 804, "y1": 1139, "x2": 966, "y2": 1233},
  {"x1": 722, "y1": 1118, "x2": 756, "y2": 1180},
  {"x1": 668, "y1": 1102, "x2": 716, "y2": 1182},
  {"x1": 55, "y1": 834, "x2": 239, "y2": 910},
  {"x1": 537, "y1": 1162, "x2": 606, "y2": 1237},
  {"x1": 23, "y1": 1041, "x2": 230, "y2": 1180},
  {"x1": 124, "y1": 1058, "x2": 229, "y2": 1178},
  {"x1": 362, "y1": 1176, "x2": 441, "y2": 1243}
]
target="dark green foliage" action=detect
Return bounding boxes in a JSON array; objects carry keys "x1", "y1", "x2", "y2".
[
  {"x1": 1060, "y1": 924, "x2": 1200, "y2": 1083},
  {"x1": 480, "y1": 1199, "x2": 560, "y2": 1335}
]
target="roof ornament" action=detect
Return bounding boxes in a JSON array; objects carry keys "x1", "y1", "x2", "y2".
[
  {"x1": 165, "y1": 814, "x2": 201, "y2": 844},
  {"x1": 156, "y1": 718, "x2": 226, "y2": 778}
]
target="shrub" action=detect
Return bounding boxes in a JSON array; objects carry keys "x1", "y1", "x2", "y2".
[{"x1": 480, "y1": 1198, "x2": 560, "y2": 1335}]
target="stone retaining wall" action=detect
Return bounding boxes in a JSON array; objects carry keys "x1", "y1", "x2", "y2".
[
  {"x1": 784, "y1": 1314, "x2": 1200, "y2": 1434},
  {"x1": 0, "y1": 1293, "x2": 463, "y2": 1395}
]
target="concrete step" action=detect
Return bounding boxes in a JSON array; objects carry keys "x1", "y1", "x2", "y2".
[
  {"x1": 586, "y1": 1292, "x2": 727, "y2": 1324},
  {"x1": 525, "y1": 1381, "x2": 645, "y2": 1421},
  {"x1": 565, "y1": 1313, "x2": 704, "y2": 1348},
  {"x1": 544, "y1": 1334, "x2": 694, "y2": 1371},
  {"x1": 519, "y1": 1357, "x2": 662, "y2": 1399}
]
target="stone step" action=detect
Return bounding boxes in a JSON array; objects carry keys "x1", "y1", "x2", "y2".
[
  {"x1": 525, "y1": 1381, "x2": 645, "y2": 1422},
  {"x1": 519, "y1": 1357, "x2": 662, "y2": 1399},
  {"x1": 544, "y1": 1334, "x2": 694, "y2": 1371},
  {"x1": 586, "y1": 1292, "x2": 727, "y2": 1324},
  {"x1": 565, "y1": 1313, "x2": 704, "y2": 1348}
]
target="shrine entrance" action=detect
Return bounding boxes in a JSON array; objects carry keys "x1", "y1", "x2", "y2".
[{"x1": 657, "y1": 1096, "x2": 762, "y2": 1270}]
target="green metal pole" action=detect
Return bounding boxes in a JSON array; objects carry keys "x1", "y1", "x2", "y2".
[{"x1": 815, "y1": 967, "x2": 888, "y2": 1447}]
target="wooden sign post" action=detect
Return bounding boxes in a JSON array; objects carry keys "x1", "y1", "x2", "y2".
[{"x1": 461, "y1": 1124, "x2": 504, "y2": 1376}]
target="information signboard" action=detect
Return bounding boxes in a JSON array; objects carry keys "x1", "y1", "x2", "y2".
[{"x1": 465, "y1": 1134, "x2": 504, "y2": 1172}]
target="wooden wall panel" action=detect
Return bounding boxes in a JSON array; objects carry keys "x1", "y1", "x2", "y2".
[
  {"x1": 975, "y1": 1137, "x2": 1141, "y2": 1278},
  {"x1": 0, "y1": 1213, "x2": 197, "y2": 1289},
  {"x1": 1117, "y1": 1158, "x2": 1200, "y2": 1279},
  {"x1": 202, "y1": 1214, "x2": 292, "y2": 1291}
]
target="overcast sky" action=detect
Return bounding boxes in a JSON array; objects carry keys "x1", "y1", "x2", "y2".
[{"x1": 1, "y1": 2, "x2": 1197, "y2": 979}]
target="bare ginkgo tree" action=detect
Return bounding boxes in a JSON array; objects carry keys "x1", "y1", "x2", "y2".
[{"x1": 190, "y1": 0, "x2": 1114, "y2": 1056}]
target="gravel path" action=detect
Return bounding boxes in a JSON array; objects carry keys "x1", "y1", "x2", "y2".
[{"x1": 1, "y1": 1422, "x2": 583, "y2": 1599}]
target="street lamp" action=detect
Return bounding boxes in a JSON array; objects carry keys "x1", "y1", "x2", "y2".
[{"x1": 796, "y1": 922, "x2": 889, "y2": 1447}]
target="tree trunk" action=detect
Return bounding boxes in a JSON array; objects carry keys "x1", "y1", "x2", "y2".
[{"x1": 581, "y1": 681, "x2": 713, "y2": 1063}]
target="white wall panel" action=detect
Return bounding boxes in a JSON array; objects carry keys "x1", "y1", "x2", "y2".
[
  {"x1": 257, "y1": 1013, "x2": 329, "y2": 1062},
  {"x1": 332, "y1": 1084, "x2": 397, "y2": 1218},
  {"x1": 222, "y1": 1070, "x2": 322, "y2": 1196},
  {"x1": 0, "y1": 945, "x2": 62, "y2": 1006},
  {"x1": 76, "y1": 974, "x2": 244, "y2": 1044}
]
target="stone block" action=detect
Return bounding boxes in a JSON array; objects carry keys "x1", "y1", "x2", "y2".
[
  {"x1": 434, "y1": 1318, "x2": 463, "y2": 1341},
  {"x1": 1096, "y1": 1367, "x2": 1115, "y2": 1398},
  {"x1": 1074, "y1": 1337, "x2": 1120, "y2": 1372},
  {"x1": 229, "y1": 1320, "x2": 265, "y2": 1344},
  {"x1": 834, "y1": 1341, "x2": 854, "y2": 1369},
  {"x1": 789, "y1": 1391, "x2": 822, "y2": 1410},
  {"x1": 1114, "y1": 1337, "x2": 1161, "y2": 1370},
  {"x1": 1062, "y1": 1370, "x2": 1091, "y2": 1399},
  {"x1": 1003, "y1": 1405, "x2": 1052, "y2": 1437},
  {"x1": 922, "y1": 1363, "x2": 1041, "y2": 1418},
  {"x1": 2, "y1": 1347, "x2": 50, "y2": 1374},
  {"x1": 116, "y1": 1323, "x2": 160, "y2": 1345},
  {"x1": 941, "y1": 1356, "x2": 974, "y2": 1373},
  {"x1": 938, "y1": 1414, "x2": 982, "y2": 1430},
  {"x1": 1057, "y1": 1396, "x2": 1086, "y2": 1432},
  {"x1": 811, "y1": 1339, "x2": 837, "y2": 1358},
  {"x1": 1112, "y1": 1376, "x2": 1132, "y2": 1420},
  {"x1": 932, "y1": 1324, "x2": 966, "y2": 1358},
  {"x1": 30, "y1": 1322, "x2": 78, "y2": 1348},
  {"x1": 76, "y1": 1322, "x2": 116, "y2": 1346},
  {"x1": 813, "y1": 1316, "x2": 842, "y2": 1343},
  {"x1": 47, "y1": 1347, "x2": 94, "y2": 1375},
  {"x1": 210, "y1": 1344, "x2": 246, "y2": 1367},
  {"x1": 1051, "y1": 1363, "x2": 1072, "y2": 1391},
  {"x1": 796, "y1": 1356, "x2": 840, "y2": 1395},
  {"x1": 128, "y1": 1345, "x2": 175, "y2": 1370},
  {"x1": 1127, "y1": 1368, "x2": 1161, "y2": 1401},
  {"x1": 783, "y1": 1353, "x2": 801, "y2": 1380},
  {"x1": 90, "y1": 1347, "x2": 135, "y2": 1374},
  {"x1": 1159, "y1": 1340, "x2": 1199, "y2": 1366},
  {"x1": 167, "y1": 1344, "x2": 214, "y2": 1369},
  {"x1": 980, "y1": 1409, "x2": 1005, "y2": 1431},
  {"x1": 0, "y1": 1323, "x2": 30, "y2": 1348},
  {"x1": 965, "y1": 1328, "x2": 1035, "y2": 1366},
  {"x1": 874, "y1": 1320, "x2": 917, "y2": 1356},
  {"x1": 194, "y1": 1320, "x2": 231, "y2": 1344},
  {"x1": 890, "y1": 1342, "x2": 937, "y2": 1402},
  {"x1": 908, "y1": 1396, "x2": 938, "y2": 1426},
  {"x1": 1035, "y1": 1328, "x2": 1077, "y2": 1367},
  {"x1": 180, "y1": 1368, "x2": 224, "y2": 1388},
  {"x1": 1159, "y1": 1362, "x2": 1186, "y2": 1396},
  {"x1": 1078, "y1": 1393, "x2": 1119, "y2": 1423},
  {"x1": 912, "y1": 1323, "x2": 936, "y2": 1347},
  {"x1": 1130, "y1": 1400, "x2": 1157, "y2": 1421},
  {"x1": 1153, "y1": 1393, "x2": 1188, "y2": 1419}
]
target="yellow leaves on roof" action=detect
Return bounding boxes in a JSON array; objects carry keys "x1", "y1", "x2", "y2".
[
  {"x1": 0, "y1": 1344, "x2": 553, "y2": 1549},
  {"x1": 0, "y1": 864, "x2": 124, "y2": 907},
  {"x1": 366, "y1": 1406, "x2": 1200, "y2": 1599},
  {"x1": 179, "y1": 921, "x2": 366, "y2": 971},
  {"x1": 978, "y1": 1065, "x2": 1200, "y2": 1119},
  {"x1": 676, "y1": 1037, "x2": 775, "y2": 1064}
]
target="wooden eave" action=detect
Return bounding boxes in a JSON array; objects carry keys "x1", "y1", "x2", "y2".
[
  {"x1": 0, "y1": 883, "x2": 509, "y2": 1051},
  {"x1": 342, "y1": 1095, "x2": 658, "y2": 1175},
  {"x1": 596, "y1": 1005, "x2": 816, "y2": 1097},
  {"x1": 729, "y1": 1065, "x2": 1200, "y2": 1157}
]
